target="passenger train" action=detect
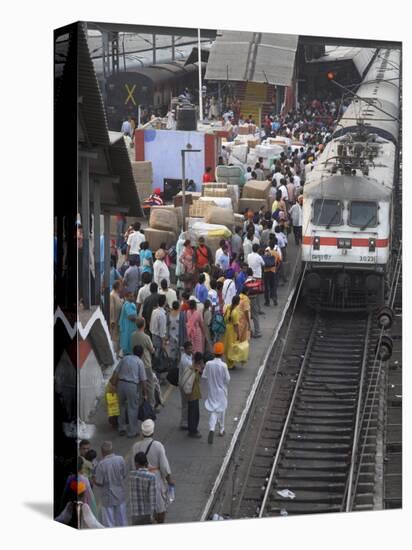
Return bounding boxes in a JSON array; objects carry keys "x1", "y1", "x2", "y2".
[
  {"x1": 302, "y1": 48, "x2": 401, "y2": 310},
  {"x1": 104, "y1": 61, "x2": 206, "y2": 130}
]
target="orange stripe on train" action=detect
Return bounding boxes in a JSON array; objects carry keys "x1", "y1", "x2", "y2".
[{"x1": 302, "y1": 236, "x2": 389, "y2": 247}]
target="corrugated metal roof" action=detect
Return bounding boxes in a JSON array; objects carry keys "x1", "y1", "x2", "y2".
[
  {"x1": 77, "y1": 25, "x2": 142, "y2": 216},
  {"x1": 205, "y1": 31, "x2": 298, "y2": 85},
  {"x1": 307, "y1": 46, "x2": 376, "y2": 79},
  {"x1": 78, "y1": 23, "x2": 110, "y2": 147}
]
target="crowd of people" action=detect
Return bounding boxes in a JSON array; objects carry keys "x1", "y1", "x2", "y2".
[{"x1": 60, "y1": 95, "x2": 339, "y2": 529}]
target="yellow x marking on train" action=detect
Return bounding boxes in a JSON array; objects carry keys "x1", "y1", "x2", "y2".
[{"x1": 125, "y1": 84, "x2": 137, "y2": 105}]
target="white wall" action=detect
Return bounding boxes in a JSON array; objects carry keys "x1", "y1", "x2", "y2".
[{"x1": 144, "y1": 129, "x2": 205, "y2": 191}]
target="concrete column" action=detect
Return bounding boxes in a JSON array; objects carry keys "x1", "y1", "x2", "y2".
[
  {"x1": 103, "y1": 212, "x2": 111, "y2": 323},
  {"x1": 93, "y1": 180, "x2": 101, "y2": 306},
  {"x1": 80, "y1": 156, "x2": 90, "y2": 309}
]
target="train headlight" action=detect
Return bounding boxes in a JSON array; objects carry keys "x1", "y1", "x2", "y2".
[
  {"x1": 337, "y1": 238, "x2": 352, "y2": 249},
  {"x1": 369, "y1": 238, "x2": 376, "y2": 252},
  {"x1": 313, "y1": 236, "x2": 320, "y2": 250}
]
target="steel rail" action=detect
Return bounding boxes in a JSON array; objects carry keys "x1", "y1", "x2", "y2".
[
  {"x1": 258, "y1": 315, "x2": 319, "y2": 518},
  {"x1": 343, "y1": 313, "x2": 372, "y2": 512},
  {"x1": 351, "y1": 249, "x2": 402, "y2": 505}
]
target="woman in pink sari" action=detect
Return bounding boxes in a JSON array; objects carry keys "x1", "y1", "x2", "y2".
[
  {"x1": 179, "y1": 239, "x2": 195, "y2": 292},
  {"x1": 186, "y1": 299, "x2": 205, "y2": 354}
]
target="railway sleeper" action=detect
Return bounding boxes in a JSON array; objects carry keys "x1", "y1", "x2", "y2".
[
  {"x1": 276, "y1": 469, "x2": 347, "y2": 480},
  {"x1": 270, "y1": 491, "x2": 347, "y2": 504},
  {"x1": 284, "y1": 441, "x2": 352, "y2": 452},
  {"x1": 274, "y1": 480, "x2": 345, "y2": 492},
  {"x1": 297, "y1": 397, "x2": 357, "y2": 406},
  {"x1": 282, "y1": 450, "x2": 351, "y2": 461},
  {"x1": 292, "y1": 415, "x2": 355, "y2": 424},
  {"x1": 266, "y1": 502, "x2": 341, "y2": 514},
  {"x1": 288, "y1": 434, "x2": 351, "y2": 444},
  {"x1": 279, "y1": 459, "x2": 349, "y2": 470},
  {"x1": 290, "y1": 425, "x2": 354, "y2": 434}
]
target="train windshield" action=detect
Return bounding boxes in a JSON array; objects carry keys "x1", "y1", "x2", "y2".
[
  {"x1": 313, "y1": 199, "x2": 342, "y2": 226},
  {"x1": 349, "y1": 201, "x2": 378, "y2": 229}
]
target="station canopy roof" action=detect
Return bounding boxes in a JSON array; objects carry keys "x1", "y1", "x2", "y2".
[
  {"x1": 205, "y1": 31, "x2": 298, "y2": 85},
  {"x1": 306, "y1": 46, "x2": 376, "y2": 79}
]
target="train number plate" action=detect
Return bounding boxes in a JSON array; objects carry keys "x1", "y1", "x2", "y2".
[{"x1": 359, "y1": 255, "x2": 375, "y2": 262}]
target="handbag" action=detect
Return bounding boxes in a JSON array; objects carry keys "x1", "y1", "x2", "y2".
[
  {"x1": 166, "y1": 366, "x2": 179, "y2": 387},
  {"x1": 180, "y1": 367, "x2": 195, "y2": 395},
  {"x1": 244, "y1": 278, "x2": 264, "y2": 295},
  {"x1": 138, "y1": 400, "x2": 156, "y2": 422},
  {"x1": 152, "y1": 348, "x2": 170, "y2": 373},
  {"x1": 228, "y1": 340, "x2": 250, "y2": 363}
]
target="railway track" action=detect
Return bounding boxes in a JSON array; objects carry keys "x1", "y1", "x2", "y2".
[
  {"x1": 208, "y1": 305, "x2": 387, "y2": 519},
  {"x1": 257, "y1": 313, "x2": 381, "y2": 516}
]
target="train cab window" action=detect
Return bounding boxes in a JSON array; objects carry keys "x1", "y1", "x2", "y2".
[
  {"x1": 313, "y1": 199, "x2": 343, "y2": 227},
  {"x1": 349, "y1": 201, "x2": 378, "y2": 229}
]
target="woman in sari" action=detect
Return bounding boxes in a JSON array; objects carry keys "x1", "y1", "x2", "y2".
[
  {"x1": 223, "y1": 295, "x2": 241, "y2": 369},
  {"x1": 186, "y1": 299, "x2": 205, "y2": 354},
  {"x1": 109, "y1": 280, "x2": 124, "y2": 355},
  {"x1": 238, "y1": 289, "x2": 252, "y2": 344},
  {"x1": 118, "y1": 290, "x2": 137, "y2": 355},
  {"x1": 179, "y1": 239, "x2": 195, "y2": 292}
]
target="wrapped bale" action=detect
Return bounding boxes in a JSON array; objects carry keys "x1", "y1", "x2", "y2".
[
  {"x1": 144, "y1": 227, "x2": 177, "y2": 250},
  {"x1": 231, "y1": 144, "x2": 248, "y2": 163},
  {"x1": 189, "y1": 200, "x2": 216, "y2": 218},
  {"x1": 199, "y1": 196, "x2": 232, "y2": 209},
  {"x1": 149, "y1": 207, "x2": 179, "y2": 234},
  {"x1": 242, "y1": 180, "x2": 271, "y2": 200},
  {"x1": 238, "y1": 197, "x2": 269, "y2": 214},
  {"x1": 216, "y1": 165, "x2": 245, "y2": 186},
  {"x1": 151, "y1": 205, "x2": 183, "y2": 229},
  {"x1": 174, "y1": 191, "x2": 201, "y2": 206},
  {"x1": 188, "y1": 220, "x2": 232, "y2": 241},
  {"x1": 255, "y1": 144, "x2": 284, "y2": 159},
  {"x1": 227, "y1": 184, "x2": 240, "y2": 212},
  {"x1": 227, "y1": 154, "x2": 244, "y2": 167},
  {"x1": 203, "y1": 185, "x2": 229, "y2": 198},
  {"x1": 205, "y1": 206, "x2": 235, "y2": 229}
]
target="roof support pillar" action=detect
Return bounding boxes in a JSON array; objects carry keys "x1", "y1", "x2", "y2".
[
  {"x1": 80, "y1": 156, "x2": 91, "y2": 309},
  {"x1": 103, "y1": 212, "x2": 111, "y2": 324},
  {"x1": 93, "y1": 180, "x2": 101, "y2": 306}
]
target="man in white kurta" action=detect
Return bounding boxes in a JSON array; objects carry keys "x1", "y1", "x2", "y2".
[{"x1": 202, "y1": 343, "x2": 231, "y2": 444}]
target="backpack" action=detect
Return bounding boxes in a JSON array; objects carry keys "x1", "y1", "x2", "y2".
[
  {"x1": 263, "y1": 254, "x2": 276, "y2": 268},
  {"x1": 211, "y1": 312, "x2": 226, "y2": 337},
  {"x1": 167, "y1": 245, "x2": 177, "y2": 265}
]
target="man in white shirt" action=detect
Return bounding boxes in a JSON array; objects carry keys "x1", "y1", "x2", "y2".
[
  {"x1": 149, "y1": 294, "x2": 167, "y2": 357},
  {"x1": 126, "y1": 222, "x2": 145, "y2": 262},
  {"x1": 202, "y1": 342, "x2": 230, "y2": 444},
  {"x1": 278, "y1": 178, "x2": 289, "y2": 201},
  {"x1": 136, "y1": 272, "x2": 152, "y2": 315},
  {"x1": 159, "y1": 278, "x2": 177, "y2": 309},
  {"x1": 178, "y1": 341, "x2": 193, "y2": 429},
  {"x1": 247, "y1": 243, "x2": 265, "y2": 279},
  {"x1": 243, "y1": 232, "x2": 260, "y2": 258},
  {"x1": 222, "y1": 269, "x2": 236, "y2": 306},
  {"x1": 247, "y1": 243, "x2": 265, "y2": 314}
]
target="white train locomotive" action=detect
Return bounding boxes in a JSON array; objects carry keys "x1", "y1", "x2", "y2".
[{"x1": 302, "y1": 48, "x2": 401, "y2": 310}]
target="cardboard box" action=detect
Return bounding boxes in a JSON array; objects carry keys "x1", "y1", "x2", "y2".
[
  {"x1": 242, "y1": 180, "x2": 271, "y2": 200},
  {"x1": 149, "y1": 207, "x2": 179, "y2": 234},
  {"x1": 189, "y1": 200, "x2": 216, "y2": 218},
  {"x1": 143, "y1": 227, "x2": 177, "y2": 250},
  {"x1": 151, "y1": 205, "x2": 183, "y2": 229},
  {"x1": 238, "y1": 197, "x2": 269, "y2": 214}
]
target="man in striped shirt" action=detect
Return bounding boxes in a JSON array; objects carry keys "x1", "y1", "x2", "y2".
[{"x1": 128, "y1": 452, "x2": 157, "y2": 525}]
